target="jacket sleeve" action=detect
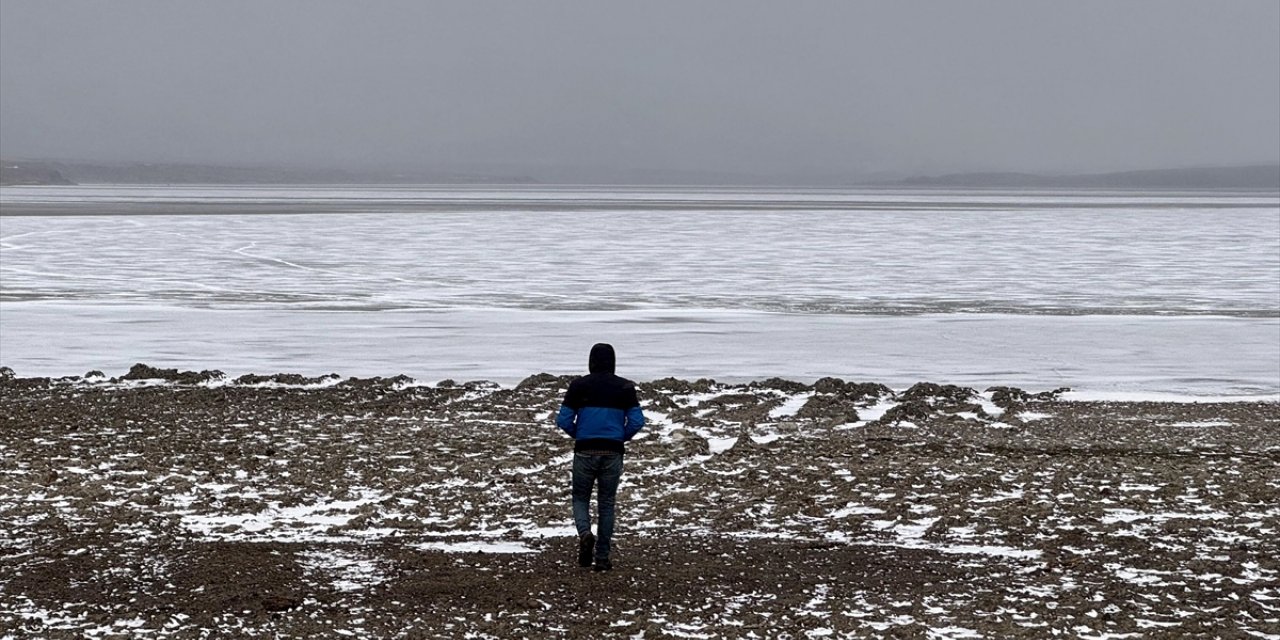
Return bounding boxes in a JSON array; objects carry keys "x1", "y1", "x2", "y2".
[
  {"x1": 556, "y1": 383, "x2": 578, "y2": 437},
  {"x1": 622, "y1": 385, "x2": 645, "y2": 441},
  {"x1": 556, "y1": 405, "x2": 577, "y2": 437}
]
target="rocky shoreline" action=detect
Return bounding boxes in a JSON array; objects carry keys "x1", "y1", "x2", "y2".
[{"x1": 2, "y1": 364, "x2": 1277, "y2": 637}]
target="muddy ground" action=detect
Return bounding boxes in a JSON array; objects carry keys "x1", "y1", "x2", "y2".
[{"x1": 1, "y1": 366, "x2": 1277, "y2": 638}]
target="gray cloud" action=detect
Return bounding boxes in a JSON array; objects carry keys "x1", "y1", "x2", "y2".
[{"x1": 2, "y1": 0, "x2": 1277, "y2": 180}]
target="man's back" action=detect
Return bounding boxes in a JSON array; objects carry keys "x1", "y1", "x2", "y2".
[
  {"x1": 556, "y1": 343, "x2": 646, "y2": 571},
  {"x1": 557, "y1": 345, "x2": 644, "y2": 453}
]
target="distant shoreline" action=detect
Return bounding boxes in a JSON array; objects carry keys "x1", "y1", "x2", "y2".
[
  {"x1": 2, "y1": 183, "x2": 1276, "y2": 218},
  {"x1": 3, "y1": 158, "x2": 1277, "y2": 189},
  {"x1": 896, "y1": 164, "x2": 1280, "y2": 190}
]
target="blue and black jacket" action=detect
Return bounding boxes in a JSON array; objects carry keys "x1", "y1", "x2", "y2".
[{"x1": 556, "y1": 343, "x2": 645, "y2": 454}]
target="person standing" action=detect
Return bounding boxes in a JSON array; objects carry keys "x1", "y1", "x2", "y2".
[{"x1": 556, "y1": 343, "x2": 646, "y2": 571}]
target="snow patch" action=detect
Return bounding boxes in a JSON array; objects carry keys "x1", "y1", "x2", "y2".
[{"x1": 415, "y1": 540, "x2": 535, "y2": 554}]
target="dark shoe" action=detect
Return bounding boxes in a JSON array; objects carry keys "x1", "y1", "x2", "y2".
[
  {"x1": 577, "y1": 533, "x2": 595, "y2": 567},
  {"x1": 592, "y1": 558, "x2": 612, "y2": 572}
]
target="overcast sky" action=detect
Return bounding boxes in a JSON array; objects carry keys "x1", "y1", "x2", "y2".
[{"x1": 2, "y1": 1, "x2": 1277, "y2": 179}]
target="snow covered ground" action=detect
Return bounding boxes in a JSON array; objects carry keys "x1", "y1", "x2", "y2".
[{"x1": 2, "y1": 371, "x2": 1276, "y2": 637}]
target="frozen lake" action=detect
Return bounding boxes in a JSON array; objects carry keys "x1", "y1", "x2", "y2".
[{"x1": 2, "y1": 185, "x2": 1278, "y2": 394}]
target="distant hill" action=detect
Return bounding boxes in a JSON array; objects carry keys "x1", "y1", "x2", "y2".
[
  {"x1": 897, "y1": 165, "x2": 1280, "y2": 190},
  {"x1": 0, "y1": 159, "x2": 536, "y2": 185},
  {"x1": 5, "y1": 158, "x2": 1279, "y2": 189},
  {"x1": 0, "y1": 162, "x2": 75, "y2": 186}
]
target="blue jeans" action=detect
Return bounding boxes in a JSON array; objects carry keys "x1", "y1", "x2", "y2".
[{"x1": 572, "y1": 452, "x2": 624, "y2": 560}]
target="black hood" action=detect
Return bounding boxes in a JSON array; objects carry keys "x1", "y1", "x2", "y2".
[{"x1": 588, "y1": 343, "x2": 616, "y2": 375}]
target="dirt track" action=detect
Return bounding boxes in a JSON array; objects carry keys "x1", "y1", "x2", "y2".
[{"x1": 1, "y1": 366, "x2": 1277, "y2": 638}]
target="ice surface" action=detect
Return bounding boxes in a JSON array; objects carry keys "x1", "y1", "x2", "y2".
[
  {"x1": 2, "y1": 305, "x2": 1276, "y2": 396},
  {"x1": 3, "y1": 185, "x2": 1277, "y2": 319},
  {"x1": 2, "y1": 186, "x2": 1278, "y2": 395}
]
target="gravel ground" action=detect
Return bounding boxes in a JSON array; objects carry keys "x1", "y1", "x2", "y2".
[{"x1": 1, "y1": 365, "x2": 1277, "y2": 639}]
